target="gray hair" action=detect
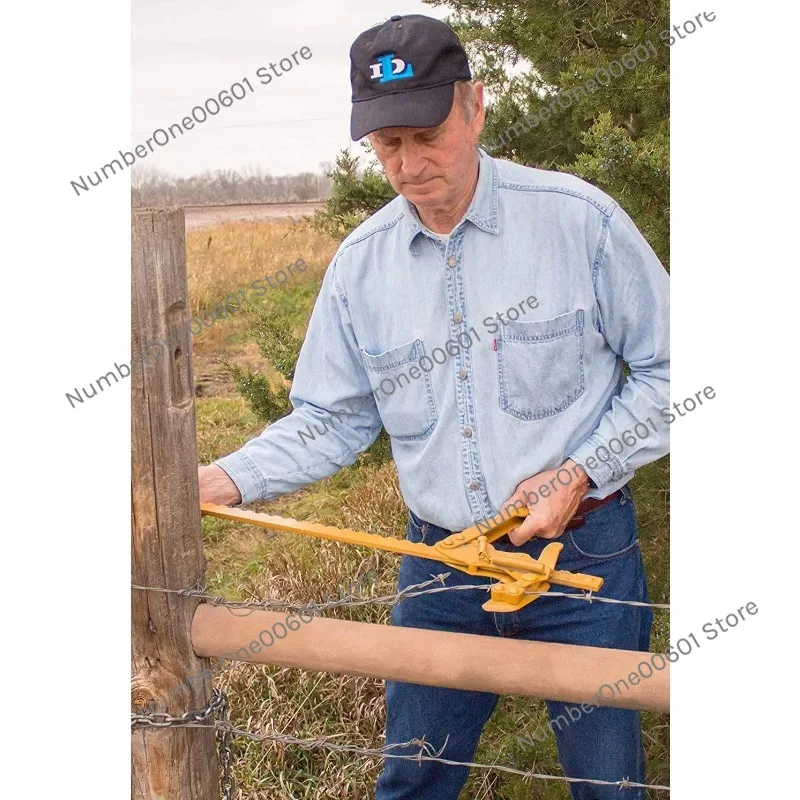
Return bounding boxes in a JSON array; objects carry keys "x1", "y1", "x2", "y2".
[{"x1": 454, "y1": 80, "x2": 476, "y2": 122}]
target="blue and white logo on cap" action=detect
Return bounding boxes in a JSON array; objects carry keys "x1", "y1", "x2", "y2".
[{"x1": 369, "y1": 53, "x2": 414, "y2": 83}]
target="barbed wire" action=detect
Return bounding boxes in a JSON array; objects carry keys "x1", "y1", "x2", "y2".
[
  {"x1": 132, "y1": 572, "x2": 669, "y2": 612},
  {"x1": 132, "y1": 690, "x2": 236, "y2": 799},
  {"x1": 178, "y1": 718, "x2": 671, "y2": 793},
  {"x1": 132, "y1": 574, "x2": 452, "y2": 615},
  {"x1": 132, "y1": 694, "x2": 670, "y2": 791}
]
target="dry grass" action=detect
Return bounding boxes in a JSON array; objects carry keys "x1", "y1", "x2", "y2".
[
  {"x1": 206, "y1": 468, "x2": 404, "y2": 799},
  {"x1": 186, "y1": 218, "x2": 337, "y2": 315}
]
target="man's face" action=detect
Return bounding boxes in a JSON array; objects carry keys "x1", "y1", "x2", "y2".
[{"x1": 368, "y1": 82, "x2": 485, "y2": 212}]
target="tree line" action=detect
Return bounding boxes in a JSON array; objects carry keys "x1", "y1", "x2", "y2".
[{"x1": 131, "y1": 164, "x2": 333, "y2": 207}]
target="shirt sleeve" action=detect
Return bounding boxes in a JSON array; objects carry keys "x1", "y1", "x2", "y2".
[
  {"x1": 568, "y1": 203, "x2": 670, "y2": 490},
  {"x1": 213, "y1": 254, "x2": 383, "y2": 504}
]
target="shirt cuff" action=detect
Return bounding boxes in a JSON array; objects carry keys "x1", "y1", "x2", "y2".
[
  {"x1": 568, "y1": 434, "x2": 626, "y2": 492},
  {"x1": 213, "y1": 450, "x2": 268, "y2": 506}
]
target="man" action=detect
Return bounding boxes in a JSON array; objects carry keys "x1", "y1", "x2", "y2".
[{"x1": 199, "y1": 14, "x2": 669, "y2": 800}]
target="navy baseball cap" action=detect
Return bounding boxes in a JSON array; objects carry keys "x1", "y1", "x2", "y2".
[{"x1": 349, "y1": 14, "x2": 472, "y2": 141}]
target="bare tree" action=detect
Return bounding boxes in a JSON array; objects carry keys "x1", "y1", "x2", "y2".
[{"x1": 131, "y1": 166, "x2": 332, "y2": 207}]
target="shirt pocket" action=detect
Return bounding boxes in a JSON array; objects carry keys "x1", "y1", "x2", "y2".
[
  {"x1": 359, "y1": 338, "x2": 438, "y2": 441},
  {"x1": 497, "y1": 309, "x2": 585, "y2": 421}
]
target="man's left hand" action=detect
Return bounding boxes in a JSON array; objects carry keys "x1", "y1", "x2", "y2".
[{"x1": 499, "y1": 459, "x2": 590, "y2": 546}]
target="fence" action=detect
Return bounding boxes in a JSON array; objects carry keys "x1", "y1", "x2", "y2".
[{"x1": 130, "y1": 208, "x2": 670, "y2": 798}]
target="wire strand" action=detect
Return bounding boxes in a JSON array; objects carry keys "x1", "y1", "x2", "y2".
[
  {"x1": 131, "y1": 575, "x2": 669, "y2": 611},
  {"x1": 180, "y1": 721, "x2": 671, "y2": 792}
]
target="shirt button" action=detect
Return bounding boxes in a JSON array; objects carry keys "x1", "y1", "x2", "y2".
[
  {"x1": 459, "y1": 369, "x2": 468, "y2": 380},
  {"x1": 447, "y1": 256, "x2": 457, "y2": 268},
  {"x1": 462, "y1": 425, "x2": 473, "y2": 438},
  {"x1": 469, "y1": 480, "x2": 480, "y2": 490},
  {"x1": 453, "y1": 312, "x2": 463, "y2": 324}
]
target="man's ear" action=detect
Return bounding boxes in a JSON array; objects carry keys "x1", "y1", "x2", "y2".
[{"x1": 472, "y1": 81, "x2": 486, "y2": 134}]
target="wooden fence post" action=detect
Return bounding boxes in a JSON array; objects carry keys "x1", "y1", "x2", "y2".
[{"x1": 131, "y1": 208, "x2": 220, "y2": 799}]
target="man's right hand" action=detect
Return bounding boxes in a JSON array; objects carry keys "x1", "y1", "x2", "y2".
[{"x1": 198, "y1": 464, "x2": 242, "y2": 506}]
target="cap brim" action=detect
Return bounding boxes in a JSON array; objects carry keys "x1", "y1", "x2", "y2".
[{"x1": 350, "y1": 83, "x2": 454, "y2": 141}]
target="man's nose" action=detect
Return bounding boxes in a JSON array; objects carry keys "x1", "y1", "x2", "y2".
[{"x1": 397, "y1": 143, "x2": 427, "y2": 178}]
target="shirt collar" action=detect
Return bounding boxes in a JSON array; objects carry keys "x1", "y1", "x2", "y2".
[{"x1": 401, "y1": 147, "x2": 500, "y2": 249}]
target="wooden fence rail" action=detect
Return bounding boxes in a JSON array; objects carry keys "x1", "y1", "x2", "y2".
[{"x1": 192, "y1": 605, "x2": 669, "y2": 713}]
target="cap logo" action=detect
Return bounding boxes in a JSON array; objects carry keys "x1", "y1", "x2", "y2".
[{"x1": 369, "y1": 53, "x2": 414, "y2": 83}]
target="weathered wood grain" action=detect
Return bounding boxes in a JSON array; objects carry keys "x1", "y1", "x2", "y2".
[{"x1": 131, "y1": 208, "x2": 219, "y2": 800}]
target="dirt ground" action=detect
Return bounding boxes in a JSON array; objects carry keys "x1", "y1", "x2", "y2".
[{"x1": 184, "y1": 202, "x2": 325, "y2": 231}]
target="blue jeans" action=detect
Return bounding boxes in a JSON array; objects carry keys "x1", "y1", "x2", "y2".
[{"x1": 375, "y1": 485, "x2": 653, "y2": 800}]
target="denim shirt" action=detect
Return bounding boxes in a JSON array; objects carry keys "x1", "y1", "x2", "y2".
[{"x1": 216, "y1": 148, "x2": 670, "y2": 532}]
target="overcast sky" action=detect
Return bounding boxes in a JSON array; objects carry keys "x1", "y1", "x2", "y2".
[{"x1": 132, "y1": 0, "x2": 449, "y2": 177}]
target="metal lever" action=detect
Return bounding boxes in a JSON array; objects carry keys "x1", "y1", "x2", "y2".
[{"x1": 200, "y1": 502, "x2": 603, "y2": 613}]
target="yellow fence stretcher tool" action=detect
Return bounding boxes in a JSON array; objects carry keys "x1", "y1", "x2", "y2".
[{"x1": 200, "y1": 503, "x2": 604, "y2": 613}]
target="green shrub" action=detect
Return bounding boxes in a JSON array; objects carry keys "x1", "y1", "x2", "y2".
[
  {"x1": 222, "y1": 361, "x2": 291, "y2": 423},
  {"x1": 312, "y1": 148, "x2": 396, "y2": 240}
]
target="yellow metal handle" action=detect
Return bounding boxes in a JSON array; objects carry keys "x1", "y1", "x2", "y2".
[
  {"x1": 200, "y1": 503, "x2": 604, "y2": 612},
  {"x1": 550, "y1": 570, "x2": 604, "y2": 593}
]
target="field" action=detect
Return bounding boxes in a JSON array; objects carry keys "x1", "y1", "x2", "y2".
[
  {"x1": 189, "y1": 218, "x2": 670, "y2": 799},
  {"x1": 184, "y1": 202, "x2": 325, "y2": 232}
]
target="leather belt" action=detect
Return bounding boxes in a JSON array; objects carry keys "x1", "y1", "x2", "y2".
[{"x1": 564, "y1": 489, "x2": 622, "y2": 530}]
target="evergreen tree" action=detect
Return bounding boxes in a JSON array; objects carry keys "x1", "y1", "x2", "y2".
[
  {"x1": 425, "y1": 0, "x2": 670, "y2": 264},
  {"x1": 312, "y1": 148, "x2": 397, "y2": 240}
]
